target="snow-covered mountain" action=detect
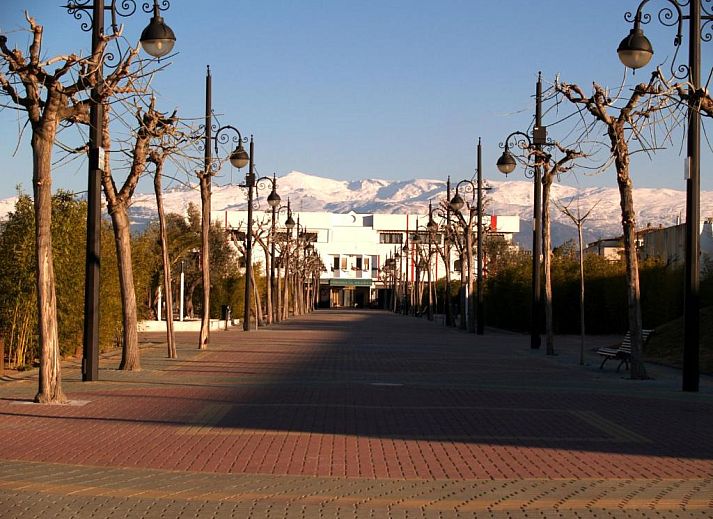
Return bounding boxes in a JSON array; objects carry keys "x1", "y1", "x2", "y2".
[{"x1": 2, "y1": 170, "x2": 712, "y2": 249}]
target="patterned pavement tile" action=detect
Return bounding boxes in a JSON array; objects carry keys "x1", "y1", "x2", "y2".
[{"x1": 1, "y1": 310, "x2": 712, "y2": 517}]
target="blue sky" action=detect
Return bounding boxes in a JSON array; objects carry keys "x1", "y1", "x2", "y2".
[{"x1": 1, "y1": 0, "x2": 711, "y2": 199}]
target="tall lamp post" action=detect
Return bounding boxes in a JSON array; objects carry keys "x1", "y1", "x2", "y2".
[
  {"x1": 426, "y1": 202, "x2": 439, "y2": 321},
  {"x1": 255, "y1": 174, "x2": 282, "y2": 325},
  {"x1": 474, "y1": 139, "x2": 488, "y2": 335},
  {"x1": 401, "y1": 239, "x2": 411, "y2": 315},
  {"x1": 497, "y1": 131, "x2": 538, "y2": 344},
  {"x1": 449, "y1": 179, "x2": 477, "y2": 333},
  {"x1": 616, "y1": 0, "x2": 711, "y2": 392},
  {"x1": 444, "y1": 177, "x2": 454, "y2": 327},
  {"x1": 65, "y1": 0, "x2": 176, "y2": 381},
  {"x1": 389, "y1": 248, "x2": 398, "y2": 312},
  {"x1": 283, "y1": 202, "x2": 296, "y2": 319},
  {"x1": 496, "y1": 75, "x2": 547, "y2": 349},
  {"x1": 201, "y1": 64, "x2": 249, "y2": 347},
  {"x1": 211, "y1": 125, "x2": 250, "y2": 327},
  {"x1": 496, "y1": 74, "x2": 549, "y2": 349},
  {"x1": 294, "y1": 219, "x2": 310, "y2": 315},
  {"x1": 273, "y1": 200, "x2": 291, "y2": 322},
  {"x1": 411, "y1": 221, "x2": 424, "y2": 316}
]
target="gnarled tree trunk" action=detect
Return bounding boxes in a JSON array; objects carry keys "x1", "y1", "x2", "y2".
[
  {"x1": 110, "y1": 207, "x2": 141, "y2": 370},
  {"x1": 612, "y1": 129, "x2": 646, "y2": 379},
  {"x1": 32, "y1": 125, "x2": 66, "y2": 404},
  {"x1": 541, "y1": 174, "x2": 555, "y2": 355},
  {"x1": 153, "y1": 162, "x2": 176, "y2": 358}
]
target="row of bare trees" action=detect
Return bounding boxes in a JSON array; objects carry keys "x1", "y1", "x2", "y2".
[
  {"x1": 0, "y1": 12, "x2": 276, "y2": 403},
  {"x1": 241, "y1": 213, "x2": 324, "y2": 326},
  {"x1": 377, "y1": 64, "x2": 711, "y2": 385},
  {"x1": 481, "y1": 69, "x2": 711, "y2": 379}
]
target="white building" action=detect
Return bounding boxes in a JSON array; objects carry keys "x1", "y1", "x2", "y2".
[{"x1": 213, "y1": 210, "x2": 520, "y2": 308}]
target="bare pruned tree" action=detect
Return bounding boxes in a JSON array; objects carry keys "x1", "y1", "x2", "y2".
[
  {"x1": 147, "y1": 122, "x2": 192, "y2": 360},
  {"x1": 100, "y1": 99, "x2": 178, "y2": 371},
  {"x1": 554, "y1": 197, "x2": 601, "y2": 366},
  {"x1": 0, "y1": 13, "x2": 137, "y2": 402},
  {"x1": 555, "y1": 71, "x2": 684, "y2": 379},
  {"x1": 533, "y1": 144, "x2": 586, "y2": 355}
]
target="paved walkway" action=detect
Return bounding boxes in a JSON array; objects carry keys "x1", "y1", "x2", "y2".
[{"x1": 1, "y1": 310, "x2": 712, "y2": 518}]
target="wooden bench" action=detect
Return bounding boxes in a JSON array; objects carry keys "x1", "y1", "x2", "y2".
[{"x1": 597, "y1": 329, "x2": 654, "y2": 371}]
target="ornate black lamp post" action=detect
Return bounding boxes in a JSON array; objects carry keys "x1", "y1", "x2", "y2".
[
  {"x1": 497, "y1": 125, "x2": 547, "y2": 349},
  {"x1": 616, "y1": 1, "x2": 711, "y2": 392},
  {"x1": 497, "y1": 130, "x2": 540, "y2": 346},
  {"x1": 237, "y1": 161, "x2": 282, "y2": 331},
  {"x1": 211, "y1": 127, "x2": 252, "y2": 333},
  {"x1": 272, "y1": 199, "x2": 292, "y2": 322},
  {"x1": 411, "y1": 221, "x2": 425, "y2": 316},
  {"x1": 197, "y1": 65, "x2": 249, "y2": 348},
  {"x1": 283, "y1": 202, "x2": 296, "y2": 319},
  {"x1": 449, "y1": 179, "x2": 477, "y2": 332},
  {"x1": 65, "y1": 0, "x2": 176, "y2": 381},
  {"x1": 426, "y1": 202, "x2": 439, "y2": 322},
  {"x1": 255, "y1": 174, "x2": 282, "y2": 325},
  {"x1": 391, "y1": 249, "x2": 403, "y2": 313},
  {"x1": 496, "y1": 74, "x2": 549, "y2": 349},
  {"x1": 294, "y1": 218, "x2": 312, "y2": 315},
  {"x1": 401, "y1": 238, "x2": 411, "y2": 315}
]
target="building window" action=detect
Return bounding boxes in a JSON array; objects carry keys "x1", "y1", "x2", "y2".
[
  {"x1": 332, "y1": 256, "x2": 339, "y2": 271},
  {"x1": 379, "y1": 232, "x2": 403, "y2": 244},
  {"x1": 303, "y1": 232, "x2": 318, "y2": 243},
  {"x1": 355, "y1": 257, "x2": 363, "y2": 270},
  {"x1": 340, "y1": 256, "x2": 348, "y2": 270}
]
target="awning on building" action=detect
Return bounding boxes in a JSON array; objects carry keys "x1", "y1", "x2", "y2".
[{"x1": 327, "y1": 279, "x2": 372, "y2": 287}]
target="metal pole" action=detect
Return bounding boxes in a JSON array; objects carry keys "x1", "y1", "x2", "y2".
[
  {"x1": 476, "y1": 138, "x2": 484, "y2": 335},
  {"x1": 285, "y1": 227, "x2": 290, "y2": 319},
  {"x1": 271, "y1": 205, "x2": 277, "y2": 323},
  {"x1": 198, "y1": 65, "x2": 212, "y2": 349},
  {"x1": 82, "y1": 0, "x2": 103, "y2": 382},
  {"x1": 445, "y1": 177, "x2": 452, "y2": 326},
  {"x1": 531, "y1": 73, "x2": 543, "y2": 349},
  {"x1": 683, "y1": 2, "x2": 700, "y2": 392},
  {"x1": 179, "y1": 261, "x2": 184, "y2": 322},
  {"x1": 243, "y1": 137, "x2": 255, "y2": 331},
  {"x1": 428, "y1": 233, "x2": 433, "y2": 321}
]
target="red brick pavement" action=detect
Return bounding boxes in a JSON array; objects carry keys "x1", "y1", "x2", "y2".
[{"x1": 0, "y1": 310, "x2": 712, "y2": 516}]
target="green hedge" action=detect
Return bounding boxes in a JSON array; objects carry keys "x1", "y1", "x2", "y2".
[{"x1": 483, "y1": 248, "x2": 705, "y2": 335}]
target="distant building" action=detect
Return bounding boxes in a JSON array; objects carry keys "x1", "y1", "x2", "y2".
[
  {"x1": 586, "y1": 218, "x2": 713, "y2": 268},
  {"x1": 584, "y1": 238, "x2": 624, "y2": 262},
  {"x1": 641, "y1": 218, "x2": 713, "y2": 267},
  {"x1": 213, "y1": 210, "x2": 520, "y2": 308}
]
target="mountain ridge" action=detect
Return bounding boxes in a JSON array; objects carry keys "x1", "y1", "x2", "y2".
[{"x1": 1, "y1": 170, "x2": 712, "y2": 249}]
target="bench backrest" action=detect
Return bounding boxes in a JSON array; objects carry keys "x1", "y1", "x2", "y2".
[{"x1": 619, "y1": 329, "x2": 654, "y2": 353}]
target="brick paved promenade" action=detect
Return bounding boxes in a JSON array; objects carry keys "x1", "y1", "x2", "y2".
[{"x1": 1, "y1": 310, "x2": 712, "y2": 518}]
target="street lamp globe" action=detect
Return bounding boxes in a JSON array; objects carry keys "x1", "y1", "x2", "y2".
[
  {"x1": 449, "y1": 192, "x2": 465, "y2": 212},
  {"x1": 140, "y1": 12, "x2": 176, "y2": 58},
  {"x1": 285, "y1": 214, "x2": 296, "y2": 230},
  {"x1": 617, "y1": 27, "x2": 654, "y2": 69},
  {"x1": 426, "y1": 217, "x2": 438, "y2": 235},
  {"x1": 229, "y1": 142, "x2": 250, "y2": 169},
  {"x1": 496, "y1": 149, "x2": 517, "y2": 175},
  {"x1": 267, "y1": 187, "x2": 281, "y2": 208}
]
